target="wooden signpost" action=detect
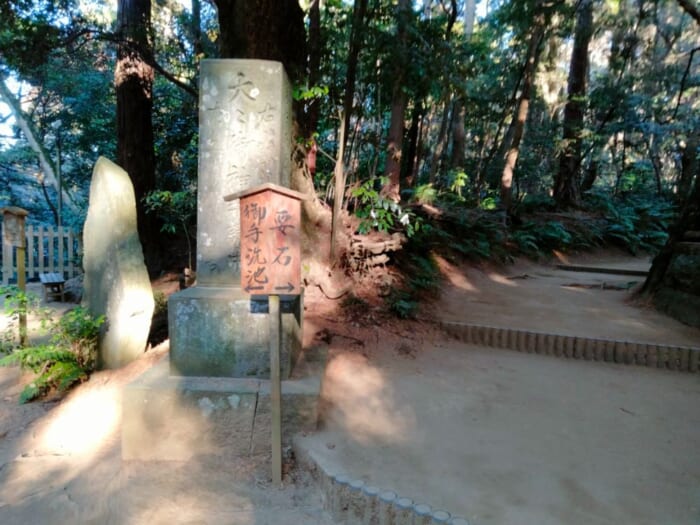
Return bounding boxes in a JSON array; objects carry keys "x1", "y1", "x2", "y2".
[
  {"x1": 2, "y1": 207, "x2": 29, "y2": 346},
  {"x1": 224, "y1": 183, "x2": 306, "y2": 486}
]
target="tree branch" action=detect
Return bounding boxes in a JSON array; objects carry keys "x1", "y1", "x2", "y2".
[
  {"x1": 668, "y1": 46, "x2": 700, "y2": 122},
  {"x1": 0, "y1": 77, "x2": 79, "y2": 215},
  {"x1": 64, "y1": 28, "x2": 198, "y2": 98}
]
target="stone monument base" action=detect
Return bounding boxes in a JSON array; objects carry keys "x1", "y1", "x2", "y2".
[
  {"x1": 122, "y1": 344, "x2": 326, "y2": 461},
  {"x1": 168, "y1": 286, "x2": 302, "y2": 378}
]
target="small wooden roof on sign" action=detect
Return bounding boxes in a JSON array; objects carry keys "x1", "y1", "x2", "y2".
[
  {"x1": 223, "y1": 182, "x2": 309, "y2": 203},
  {"x1": 1, "y1": 206, "x2": 29, "y2": 217}
]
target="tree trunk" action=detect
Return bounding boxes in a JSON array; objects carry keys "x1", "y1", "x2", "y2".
[
  {"x1": 638, "y1": 3, "x2": 700, "y2": 311},
  {"x1": 342, "y1": 0, "x2": 369, "y2": 161},
  {"x1": 499, "y1": 7, "x2": 547, "y2": 213},
  {"x1": 403, "y1": 102, "x2": 422, "y2": 187},
  {"x1": 212, "y1": 0, "x2": 316, "y2": 234},
  {"x1": 383, "y1": 0, "x2": 412, "y2": 202},
  {"x1": 212, "y1": 0, "x2": 305, "y2": 80},
  {"x1": 191, "y1": 0, "x2": 203, "y2": 57},
  {"x1": 640, "y1": 178, "x2": 700, "y2": 296},
  {"x1": 553, "y1": 0, "x2": 593, "y2": 209},
  {"x1": 450, "y1": 99, "x2": 466, "y2": 169},
  {"x1": 116, "y1": 0, "x2": 159, "y2": 273},
  {"x1": 449, "y1": 0, "x2": 476, "y2": 171},
  {"x1": 302, "y1": 0, "x2": 322, "y2": 179},
  {"x1": 331, "y1": 112, "x2": 347, "y2": 261},
  {"x1": 464, "y1": 0, "x2": 476, "y2": 34},
  {"x1": 678, "y1": 130, "x2": 699, "y2": 205},
  {"x1": 428, "y1": 97, "x2": 452, "y2": 183},
  {"x1": 306, "y1": 0, "x2": 322, "y2": 137}
]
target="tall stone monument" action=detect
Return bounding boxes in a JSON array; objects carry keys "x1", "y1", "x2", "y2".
[
  {"x1": 169, "y1": 60, "x2": 301, "y2": 379},
  {"x1": 122, "y1": 61, "x2": 319, "y2": 462}
]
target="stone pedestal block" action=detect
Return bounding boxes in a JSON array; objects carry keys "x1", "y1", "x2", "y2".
[
  {"x1": 168, "y1": 285, "x2": 302, "y2": 379},
  {"x1": 122, "y1": 358, "x2": 320, "y2": 461}
]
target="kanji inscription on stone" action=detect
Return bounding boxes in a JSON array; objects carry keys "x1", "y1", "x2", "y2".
[{"x1": 225, "y1": 184, "x2": 305, "y2": 295}]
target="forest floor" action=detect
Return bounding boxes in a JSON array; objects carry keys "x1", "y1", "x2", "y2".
[{"x1": 0, "y1": 250, "x2": 699, "y2": 524}]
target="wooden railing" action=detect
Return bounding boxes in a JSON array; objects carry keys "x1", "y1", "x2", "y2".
[{"x1": 1, "y1": 224, "x2": 81, "y2": 285}]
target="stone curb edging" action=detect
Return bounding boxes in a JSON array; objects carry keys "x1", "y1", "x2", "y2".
[
  {"x1": 294, "y1": 440, "x2": 471, "y2": 525},
  {"x1": 555, "y1": 264, "x2": 649, "y2": 277},
  {"x1": 438, "y1": 321, "x2": 700, "y2": 373}
]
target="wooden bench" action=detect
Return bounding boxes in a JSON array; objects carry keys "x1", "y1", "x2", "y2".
[{"x1": 39, "y1": 272, "x2": 65, "y2": 302}]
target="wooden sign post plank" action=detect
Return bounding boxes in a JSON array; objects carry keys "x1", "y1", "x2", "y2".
[
  {"x1": 223, "y1": 184, "x2": 306, "y2": 486},
  {"x1": 2, "y1": 207, "x2": 29, "y2": 346}
]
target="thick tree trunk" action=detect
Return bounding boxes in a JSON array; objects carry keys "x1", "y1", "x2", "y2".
[
  {"x1": 640, "y1": 178, "x2": 700, "y2": 296},
  {"x1": 499, "y1": 7, "x2": 547, "y2": 212},
  {"x1": 116, "y1": 0, "x2": 159, "y2": 273},
  {"x1": 383, "y1": 0, "x2": 412, "y2": 202},
  {"x1": 213, "y1": 0, "x2": 305, "y2": 80},
  {"x1": 553, "y1": 0, "x2": 593, "y2": 209}
]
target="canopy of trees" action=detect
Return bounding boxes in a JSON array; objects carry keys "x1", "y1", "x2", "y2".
[{"x1": 0, "y1": 0, "x2": 698, "y2": 320}]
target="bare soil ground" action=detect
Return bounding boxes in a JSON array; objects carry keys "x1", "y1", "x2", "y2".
[
  {"x1": 300, "y1": 251, "x2": 700, "y2": 525},
  {"x1": 0, "y1": 251, "x2": 699, "y2": 524}
]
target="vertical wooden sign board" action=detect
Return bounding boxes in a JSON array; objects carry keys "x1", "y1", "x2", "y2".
[
  {"x1": 2, "y1": 207, "x2": 29, "y2": 346},
  {"x1": 224, "y1": 183, "x2": 306, "y2": 486},
  {"x1": 2, "y1": 207, "x2": 27, "y2": 248}
]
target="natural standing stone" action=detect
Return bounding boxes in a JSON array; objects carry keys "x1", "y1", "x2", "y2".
[{"x1": 82, "y1": 156, "x2": 154, "y2": 369}]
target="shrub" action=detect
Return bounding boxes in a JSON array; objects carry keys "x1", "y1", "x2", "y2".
[
  {"x1": 351, "y1": 177, "x2": 421, "y2": 237},
  {"x1": 0, "y1": 286, "x2": 51, "y2": 354},
  {"x1": 0, "y1": 288, "x2": 105, "y2": 403}
]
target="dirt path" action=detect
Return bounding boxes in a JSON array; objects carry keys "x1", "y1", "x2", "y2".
[
  {"x1": 433, "y1": 253, "x2": 698, "y2": 346},
  {"x1": 300, "y1": 336, "x2": 700, "y2": 524},
  {"x1": 298, "y1": 253, "x2": 700, "y2": 524},
  {"x1": 0, "y1": 344, "x2": 335, "y2": 525},
  {"x1": 0, "y1": 289, "x2": 334, "y2": 525},
  {"x1": 1, "y1": 253, "x2": 698, "y2": 524}
]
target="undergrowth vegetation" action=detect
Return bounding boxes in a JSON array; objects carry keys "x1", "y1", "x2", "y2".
[
  {"x1": 0, "y1": 286, "x2": 104, "y2": 403},
  {"x1": 373, "y1": 188, "x2": 674, "y2": 318}
]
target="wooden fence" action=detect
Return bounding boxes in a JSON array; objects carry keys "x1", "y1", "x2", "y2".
[{"x1": 1, "y1": 224, "x2": 81, "y2": 285}]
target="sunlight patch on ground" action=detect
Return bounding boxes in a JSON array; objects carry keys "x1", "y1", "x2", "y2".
[
  {"x1": 321, "y1": 353, "x2": 415, "y2": 445},
  {"x1": 561, "y1": 286, "x2": 588, "y2": 293},
  {"x1": 39, "y1": 388, "x2": 120, "y2": 455},
  {"x1": 434, "y1": 255, "x2": 478, "y2": 292},
  {"x1": 487, "y1": 272, "x2": 518, "y2": 287}
]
